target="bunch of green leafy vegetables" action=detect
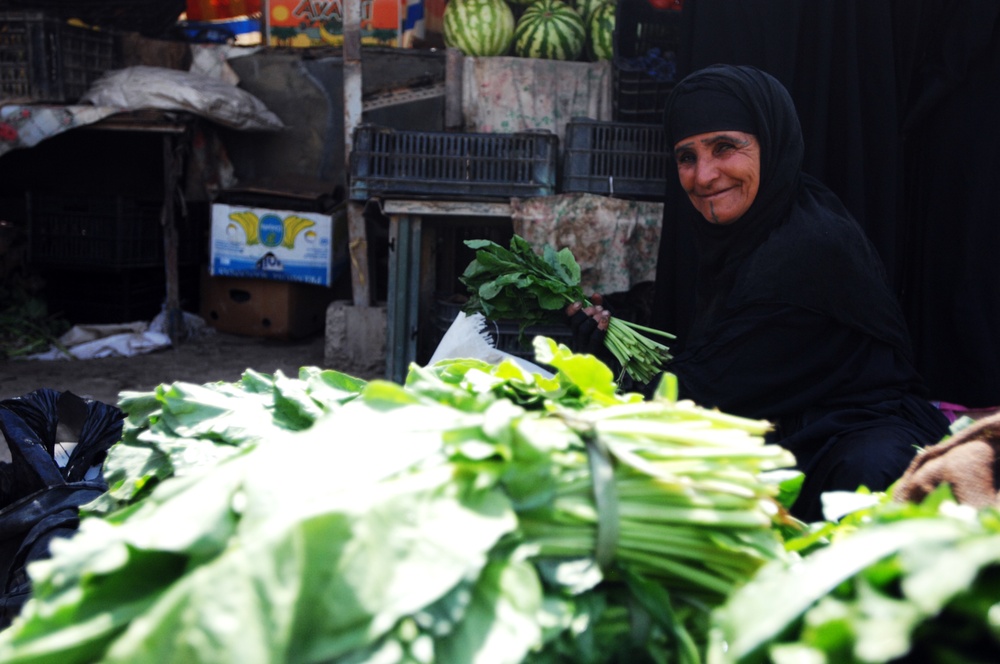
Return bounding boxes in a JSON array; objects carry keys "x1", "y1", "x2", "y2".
[
  {"x1": 86, "y1": 366, "x2": 368, "y2": 516},
  {"x1": 0, "y1": 283, "x2": 70, "y2": 359},
  {"x1": 460, "y1": 235, "x2": 675, "y2": 385},
  {"x1": 707, "y1": 486, "x2": 1000, "y2": 664},
  {"x1": 0, "y1": 338, "x2": 795, "y2": 664}
]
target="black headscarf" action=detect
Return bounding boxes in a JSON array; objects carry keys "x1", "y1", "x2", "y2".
[{"x1": 663, "y1": 64, "x2": 914, "y2": 356}]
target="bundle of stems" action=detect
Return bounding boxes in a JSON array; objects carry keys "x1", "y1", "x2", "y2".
[{"x1": 516, "y1": 399, "x2": 795, "y2": 606}]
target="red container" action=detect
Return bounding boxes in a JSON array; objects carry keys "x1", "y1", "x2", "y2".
[{"x1": 186, "y1": 0, "x2": 262, "y2": 21}]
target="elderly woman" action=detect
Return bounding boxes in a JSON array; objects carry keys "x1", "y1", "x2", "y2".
[{"x1": 571, "y1": 64, "x2": 950, "y2": 521}]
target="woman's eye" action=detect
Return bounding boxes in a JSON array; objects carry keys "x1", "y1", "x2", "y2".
[
  {"x1": 676, "y1": 152, "x2": 695, "y2": 165},
  {"x1": 714, "y1": 143, "x2": 735, "y2": 155}
]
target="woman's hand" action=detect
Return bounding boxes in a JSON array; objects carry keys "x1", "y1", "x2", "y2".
[{"x1": 566, "y1": 293, "x2": 611, "y2": 356}]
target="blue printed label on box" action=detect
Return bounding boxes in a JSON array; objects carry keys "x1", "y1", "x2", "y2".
[{"x1": 209, "y1": 204, "x2": 346, "y2": 286}]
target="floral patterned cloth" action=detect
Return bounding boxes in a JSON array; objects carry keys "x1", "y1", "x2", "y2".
[
  {"x1": 0, "y1": 104, "x2": 121, "y2": 159},
  {"x1": 511, "y1": 193, "x2": 663, "y2": 294},
  {"x1": 461, "y1": 56, "x2": 612, "y2": 149}
]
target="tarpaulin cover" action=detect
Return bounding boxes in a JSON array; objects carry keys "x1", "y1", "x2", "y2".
[
  {"x1": 1, "y1": 63, "x2": 282, "y2": 159},
  {"x1": 80, "y1": 66, "x2": 285, "y2": 132}
]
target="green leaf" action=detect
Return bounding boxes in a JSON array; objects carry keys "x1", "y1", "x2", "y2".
[
  {"x1": 901, "y1": 534, "x2": 1000, "y2": 614},
  {"x1": 478, "y1": 272, "x2": 529, "y2": 301},
  {"x1": 435, "y1": 558, "x2": 544, "y2": 664},
  {"x1": 709, "y1": 518, "x2": 970, "y2": 663},
  {"x1": 91, "y1": 437, "x2": 173, "y2": 512},
  {"x1": 271, "y1": 370, "x2": 326, "y2": 430},
  {"x1": 532, "y1": 337, "x2": 618, "y2": 401},
  {"x1": 549, "y1": 246, "x2": 581, "y2": 287},
  {"x1": 299, "y1": 366, "x2": 366, "y2": 405}
]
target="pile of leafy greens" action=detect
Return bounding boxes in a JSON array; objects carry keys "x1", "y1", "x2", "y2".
[
  {"x1": 0, "y1": 338, "x2": 795, "y2": 664},
  {"x1": 708, "y1": 487, "x2": 1000, "y2": 663}
]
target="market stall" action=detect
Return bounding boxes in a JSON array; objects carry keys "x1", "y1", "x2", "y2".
[{"x1": 3, "y1": 3, "x2": 1000, "y2": 664}]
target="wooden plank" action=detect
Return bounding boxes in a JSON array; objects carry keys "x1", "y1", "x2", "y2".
[
  {"x1": 363, "y1": 82, "x2": 446, "y2": 111},
  {"x1": 381, "y1": 199, "x2": 511, "y2": 218}
]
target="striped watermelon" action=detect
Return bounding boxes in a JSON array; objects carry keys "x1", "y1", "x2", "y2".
[
  {"x1": 513, "y1": 0, "x2": 586, "y2": 61},
  {"x1": 575, "y1": 0, "x2": 611, "y2": 25},
  {"x1": 586, "y1": 1, "x2": 615, "y2": 61},
  {"x1": 443, "y1": 0, "x2": 515, "y2": 57}
]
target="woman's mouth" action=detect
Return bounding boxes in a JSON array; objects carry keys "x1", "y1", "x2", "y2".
[{"x1": 699, "y1": 187, "x2": 732, "y2": 200}]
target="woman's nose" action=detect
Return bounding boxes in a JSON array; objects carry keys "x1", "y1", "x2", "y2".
[{"x1": 694, "y1": 158, "x2": 719, "y2": 187}]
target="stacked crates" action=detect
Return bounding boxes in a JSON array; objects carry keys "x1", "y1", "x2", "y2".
[
  {"x1": 612, "y1": 0, "x2": 683, "y2": 125},
  {"x1": 348, "y1": 124, "x2": 562, "y2": 369},
  {"x1": 0, "y1": 11, "x2": 118, "y2": 104},
  {"x1": 29, "y1": 194, "x2": 169, "y2": 269},
  {"x1": 554, "y1": 1, "x2": 681, "y2": 202},
  {"x1": 26, "y1": 191, "x2": 203, "y2": 324}
]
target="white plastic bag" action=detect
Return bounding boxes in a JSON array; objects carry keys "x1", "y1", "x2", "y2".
[{"x1": 428, "y1": 312, "x2": 553, "y2": 378}]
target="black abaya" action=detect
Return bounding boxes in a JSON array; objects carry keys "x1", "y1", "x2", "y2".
[
  {"x1": 660, "y1": 65, "x2": 951, "y2": 522},
  {"x1": 652, "y1": 0, "x2": 1000, "y2": 408}
]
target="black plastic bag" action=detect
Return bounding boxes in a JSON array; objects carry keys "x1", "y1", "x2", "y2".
[{"x1": 0, "y1": 389, "x2": 124, "y2": 628}]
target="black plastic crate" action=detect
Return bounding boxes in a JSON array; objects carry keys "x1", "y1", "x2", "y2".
[
  {"x1": 349, "y1": 125, "x2": 559, "y2": 202},
  {"x1": 612, "y1": 0, "x2": 682, "y2": 124},
  {"x1": 1, "y1": 11, "x2": 118, "y2": 104},
  {"x1": 562, "y1": 118, "x2": 668, "y2": 199},
  {"x1": 27, "y1": 193, "x2": 192, "y2": 269},
  {"x1": 39, "y1": 265, "x2": 199, "y2": 324},
  {"x1": 1, "y1": 0, "x2": 187, "y2": 36}
]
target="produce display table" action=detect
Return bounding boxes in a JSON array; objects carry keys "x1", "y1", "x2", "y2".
[
  {"x1": 380, "y1": 194, "x2": 664, "y2": 383},
  {"x1": 381, "y1": 198, "x2": 512, "y2": 383}
]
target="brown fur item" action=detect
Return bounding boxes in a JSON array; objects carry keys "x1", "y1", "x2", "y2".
[{"x1": 893, "y1": 411, "x2": 1000, "y2": 508}]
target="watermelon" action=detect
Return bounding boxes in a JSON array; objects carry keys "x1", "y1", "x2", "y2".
[
  {"x1": 513, "y1": 0, "x2": 586, "y2": 61},
  {"x1": 586, "y1": 1, "x2": 615, "y2": 61},
  {"x1": 443, "y1": 0, "x2": 515, "y2": 57},
  {"x1": 575, "y1": 0, "x2": 612, "y2": 26}
]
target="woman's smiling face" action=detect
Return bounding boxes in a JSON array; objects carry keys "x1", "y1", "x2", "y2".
[{"x1": 673, "y1": 131, "x2": 761, "y2": 225}]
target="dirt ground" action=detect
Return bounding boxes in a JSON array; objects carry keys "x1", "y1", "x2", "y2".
[{"x1": 0, "y1": 329, "x2": 384, "y2": 409}]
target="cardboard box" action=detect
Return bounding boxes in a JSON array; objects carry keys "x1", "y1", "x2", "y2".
[
  {"x1": 209, "y1": 203, "x2": 347, "y2": 287},
  {"x1": 200, "y1": 272, "x2": 336, "y2": 339}
]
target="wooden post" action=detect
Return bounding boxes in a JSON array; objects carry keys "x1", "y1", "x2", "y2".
[
  {"x1": 344, "y1": 0, "x2": 371, "y2": 307},
  {"x1": 161, "y1": 131, "x2": 185, "y2": 344}
]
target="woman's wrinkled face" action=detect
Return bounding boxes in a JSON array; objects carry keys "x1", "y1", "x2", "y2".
[{"x1": 673, "y1": 131, "x2": 761, "y2": 225}]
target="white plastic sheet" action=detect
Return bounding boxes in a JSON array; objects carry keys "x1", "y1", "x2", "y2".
[
  {"x1": 25, "y1": 310, "x2": 209, "y2": 361},
  {"x1": 80, "y1": 66, "x2": 285, "y2": 131}
]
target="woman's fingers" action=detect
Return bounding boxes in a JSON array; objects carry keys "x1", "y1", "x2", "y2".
[{"x1": 595, "y1": 308, "x2": 611, "y2": 331}]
